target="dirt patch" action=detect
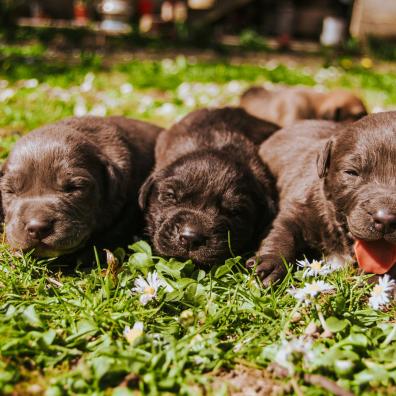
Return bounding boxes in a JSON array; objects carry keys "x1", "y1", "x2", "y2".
[{"x1": 210, "y1": 364, "x2": 284, "y2": 396}]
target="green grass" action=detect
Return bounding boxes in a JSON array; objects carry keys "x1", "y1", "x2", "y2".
[{"x1": 1, "y1": 45, "x2": 396, "y2": 395}]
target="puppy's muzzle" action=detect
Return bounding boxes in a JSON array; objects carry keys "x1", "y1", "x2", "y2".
[
  {"x1": 25, "y1": 217, "x2": 54, "y2": 241},
  {"x1": 177, "y1": 223, "x2": 206, "y2": 250},
  {"x1": 372, "y1": 209, "x2": 396, "y2": 235}
]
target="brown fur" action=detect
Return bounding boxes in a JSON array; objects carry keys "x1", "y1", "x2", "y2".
[
  {"x1": 1, "y1": 116, "x2": 161, "y2": 257},
  {"x1": 249, "y1": 112, "x2": 396, "y2": 285},
  {"x1": 140, "y1": 107, "x2": 279, "y2": 265},
  {"x1": 240, "y1": 86, "x2": 368, "y2": 127}
]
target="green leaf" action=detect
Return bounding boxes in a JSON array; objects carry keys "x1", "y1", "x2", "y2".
[
  {"x1": 129, "y1": 240, "x2": 152, "y2": 255},
  {"x1": 66, "y1": 320, "x2": 97, "y2": 342},
  {"x1": 41, "y1": 329, "x2": 57, "y2": 346},
  {"x1": 196, "y1": 269, "x2": 206, "y2": 282},
  {"x1": 156, "y1": 261, "x2": 182, "y2": 279},
  {"x1": 90, "y1": 356, "x2": 113, "y2": 380},
  {"x1": 325, "y1": 316, "x2": 349, "y2": 332},
  {"x1": 112, "y1": 388, "x2": 135, "y2": 396},
  {"x1": 339, "y1": 333, "x2": 369, "y2": 348},
  {"x1": 22, "y1": 305, "x2": 42, "y2": 328},
  {"x1": 354, "y1": 364, "x2": 390, "y2": 385},
  {"x1": 128, "y1": 252, "x2": 154, "y2": 272}
]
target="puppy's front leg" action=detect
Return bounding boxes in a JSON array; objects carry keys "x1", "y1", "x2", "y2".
[{"x1": 247, "y1": 214, "x2": 303, "y2": 286}]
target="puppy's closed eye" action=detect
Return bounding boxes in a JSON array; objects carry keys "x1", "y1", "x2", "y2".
[
  {"x1": 158, "y1": 188, "x2": 177, "y2": 204},
  {"x1": 60, "y1": 178, "x2": 92, "y2": 193},
  {"x1": 1, "y1": 177, "x2": 23, "y2": 195}
]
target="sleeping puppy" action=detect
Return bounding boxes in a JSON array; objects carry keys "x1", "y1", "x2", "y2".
[
  {"x1": 1, "y1": 116, "x2": 161, "y2": 257},
  {"x1": 249, "y1": 112, "x2": 396, "y2": 285},
  {"x1": 139, "y1": 107, "x2": 279, "y2": 265},
  {"x1": 240, "y1": 86, "x2": 367, "y2": 127}
]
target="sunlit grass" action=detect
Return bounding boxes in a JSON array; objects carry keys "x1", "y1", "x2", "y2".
[{"x1": 1, "y1": 46, "x2": 396, "y2": 395}]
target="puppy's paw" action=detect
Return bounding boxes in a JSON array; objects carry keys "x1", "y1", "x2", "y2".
[{"x1": 247, "y1": 254, "x2": 287, "y2": 286}]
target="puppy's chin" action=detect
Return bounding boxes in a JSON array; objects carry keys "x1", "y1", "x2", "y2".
[
  {"x1": 347, "y1": 217, "x2": 396, "y2": 245},
  {"x1": 31, "y1": 244, "x2": 84, "y2": 258},
  {"x1": 153, "y1": 231, "x2": 231, "y2": 266},
  {"x1": 6, "y1": 230, "x2": 90, "y2": 258}
]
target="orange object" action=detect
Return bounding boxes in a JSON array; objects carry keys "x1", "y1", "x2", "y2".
[
  {"x1": 74, "y1": 1, "x2": 89, "y2": 22},
  {"x1": 354, "y1": 239, "x2": 396, "y2": 274}
]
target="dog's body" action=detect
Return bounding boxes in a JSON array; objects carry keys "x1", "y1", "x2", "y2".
[
  {"x1": 140, "y1": 107, "x2": 279, "y2": 265},
  {"x1": 240, "y1": 86, "x2": 367, "y2": 127},
  {"x1": 1, "y1": 116, "x2": 161, "y2": 257},
  {"x1": 251, "y1": 113, "x2": 396, "y2": 285}
]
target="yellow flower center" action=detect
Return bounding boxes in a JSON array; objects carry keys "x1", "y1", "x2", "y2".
[
  {"x1": 144, "y1": 286, "x2": 156, "y2": 296},
  {"x1": 307, "y1": 283, "x2": 320, "y2": 292},
  {"x1": 310, "y1": 261, "x2": 322, "y2": 271},
  {"x1": 372, "y1": 285, "x2": 384, "y2": 297},
  {"x1": 125, "y1": 329, "x2": 143, "y2": 344}
]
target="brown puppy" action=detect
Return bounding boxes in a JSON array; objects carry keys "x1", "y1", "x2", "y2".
[
  {"x1": 1, "y1": 116, "x2": 161, "y2": 257},
  {"x1": 139, "y1": 107, "x2": 279, "y2": 265},
  {"x1": 240, "y1": 86, "x2": 367, "y2": 127},
  {"x1": 249, "y1": 112, "x2": 396, "y2": 285}
]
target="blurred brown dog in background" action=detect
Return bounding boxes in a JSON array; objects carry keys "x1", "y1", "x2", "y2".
[{"x1": 240, "y1": 86, "x2": 367, "y2": 127}]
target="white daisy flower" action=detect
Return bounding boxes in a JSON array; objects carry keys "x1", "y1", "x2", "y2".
[
  {"x1": 205, "y1": 83, "x2": 220, "y2": 97},
  {"x1": 369, "y1": 275, "x2": 395, "y2": 310},
  {"x1": 288, "y1": 285, "x2": 309, "y2": 302},
  {"x1": 177, "y1": 82, "x2": 192, "y2": 99},
  {"x1": 156, "y1": 103, "x2": 177, "y2": 117},
  {"x1": 0, "y1": 264, "x2": 9, "y2": 273},
  {"x1": 274, "y1": 336, "x2": 313, "y2": 375},
  {"x1": 89, "y1": 104, "x2": 107, "y2": 116},
  {"x1": 80, "y1": 72, "x2": 95, "y2": 92},
  {"x1": 303, "y1": 280, "x2": 334, "y2": 297},
  {"x1": 120, "y1": 83, "x2": 133, "y2": 95},
  {"x1": 193, "y1": 356, "x2": 208, "y2": 365},
  {"x1": 74, "y1": 98, "x2": 87, "y2": 116},
  {"x1": 0, "y1": 88, "x2": 15, "y2": 102},
  {"x1": 226, "y1": 80, "x2": 243, "y2": 94},
  {"x1": 372, "y1": 106, "x2": 385, "y2": 114},
  {"x1": 123, "y1": 321, "x2": 144, "y2": 344},
  {"x1": 132, "y1": 271, "x2": 172, "y2": 305},
  {"x1": 23, "y1": 79, "x2": 39, "y2": 89},
  {"x1": 288, "y1": 280, "x2": 334, "y2": 303},
  {"x1": 297, "y1": 258, "x2": 333, "y2": 277},
  {"x1": 326, "y1": 254, "x2": 352, "y2": 271},
  {"x1": 183, "y1": 95, "x2": 196, "y2": 108}
]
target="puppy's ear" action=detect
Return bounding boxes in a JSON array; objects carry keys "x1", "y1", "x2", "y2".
[
  {"x1": 103, "y1": 159, "x2": 124, "y2": 208},
  {"x1": 320, "y1": 107, "x2": 341, "y2": 121},
  {"x1": 248, "y1": 159, "x2": 277, "y2": 220},
  {"x1": 317, "y1": 139, "x2": 333, "y2": 178},
  {"x1": 139, "y1": 173, "x2": 156, "y2": 210}
]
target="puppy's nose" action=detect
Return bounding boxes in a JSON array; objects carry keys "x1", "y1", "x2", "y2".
[
  {"x1": 25, "y1": 218, "x2": 53, "y2": 240},
  {"x1": 373, "y1": 209, "x2": 396, "y2": 234},
  {"x1": 178, "y1": 225, "x2": 205, "y2": 249}
]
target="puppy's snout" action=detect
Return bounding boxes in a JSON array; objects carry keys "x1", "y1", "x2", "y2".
[
  {"x1": 178, "y1": 224, "x2": 205, "y2": 250},
  {"x1": 25, "y1": 218, "x2": 53, "y2": 240},
  {"x1": 372, "y1": 209, "x2": 396, "y2": 234}
]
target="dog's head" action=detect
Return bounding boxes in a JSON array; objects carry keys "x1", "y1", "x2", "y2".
[
  {"x1": 140, "y1": 150, "x2": 275, "y2": 265},
  {"x1": 317, "y1": 90, "x2": 367, "y2": 122},
  {"x1": 317, "y1": 111, "x2": 396, "y2": 273},
  {"x1": 1, "y1": 125, "x2": 121, "y2": 257}
]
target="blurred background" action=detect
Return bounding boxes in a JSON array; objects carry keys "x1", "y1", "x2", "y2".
[{"x1": 2, "y1": 0, "x2": 396, "y2": 50}]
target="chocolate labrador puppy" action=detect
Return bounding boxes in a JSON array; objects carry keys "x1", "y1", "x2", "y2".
[
  {"x1": 139, "y1": 107, "x2": 279, "y2": 265},
  {"x1": 249, "y1": 112, "x2": 396, "y2": 285},
  {"x1": 240, "y1": 86, "x2": 367, "y2": 127},
  {"x1": 1, "y1": 116, "x2": 161, "y2": 257}
]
